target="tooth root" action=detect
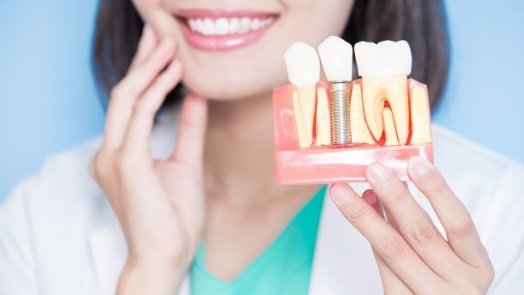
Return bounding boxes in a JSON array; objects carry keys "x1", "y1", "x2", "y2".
[
  {"x1": 297, "y1": 85, "x2": 316, "y2": 147},
  {"x1": 362, "y1": 77, "x2": 386, "y2": 141},
  {"x1": 383, "y1": 107, "x2": 400, "y2": 146},
  {"x1": 350, "y1": 84, "x2": 375, "y2": 145},
  {"x1": 385, "y1": 76, "x2": 410, "y2": 145},
  {"x1": 410, "y1": 86, "x2": 432, "y2": 144},
  {"x1": 292, "y1": 91, "x2": 309, "y2": 148},
  {"x1": 315, "y1": 88, "x2": 331, "y2": 146}
]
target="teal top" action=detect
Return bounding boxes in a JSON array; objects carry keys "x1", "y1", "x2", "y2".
[{"x1": 190, "y1": 186, "x2": 326, "y2": 295}]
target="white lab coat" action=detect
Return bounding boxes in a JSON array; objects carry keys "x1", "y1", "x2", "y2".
[{"x1": 1, "y1": 107, "x2": 524, "y2": 294}]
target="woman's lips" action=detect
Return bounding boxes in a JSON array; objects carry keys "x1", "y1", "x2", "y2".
[{"x1": 175, "y1": 9, "x2": 278, "y2": 51}]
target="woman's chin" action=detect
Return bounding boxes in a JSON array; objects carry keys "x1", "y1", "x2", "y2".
[{"x1": 182, "y1": 77, "x2": 277, "y2": 101}]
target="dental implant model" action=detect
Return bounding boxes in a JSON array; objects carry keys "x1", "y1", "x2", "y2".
[
  {"x1": 318, "y1": 36, "x2": 353, "y2": 146},
  {"x1": 273, "y1": 37, "x2": 433, "y2": 184}
]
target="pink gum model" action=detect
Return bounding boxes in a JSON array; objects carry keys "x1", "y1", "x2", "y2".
[{"x1": 273, "y1": 79, "x2": 434, "y2": 184}]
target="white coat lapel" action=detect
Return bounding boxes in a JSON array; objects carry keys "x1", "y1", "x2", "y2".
[
  {"x1": 309, "y1": 184, "x2": 383, "y2": 295},
  {"x1": 89, "y1": 224, "x2": 127, "y2": 295}
]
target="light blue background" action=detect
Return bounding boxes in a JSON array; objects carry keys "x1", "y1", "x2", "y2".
[{"x1": 1, "y1": 0, "x2": 523, "y2": 201}]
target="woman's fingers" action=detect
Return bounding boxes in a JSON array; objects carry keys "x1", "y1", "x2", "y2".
[
  {"x1": 372, "y1": 247, "x2": 414, "y2": 295},
  {"x1": 129, "y1": 25, "x2": 158, "y2": 70},
  {"x1": 407, "y1": 156, "x2": 492, "y2": 270},
  {"x1": 363, "y1": 190, "x2": 413, "y2": 295},
  {"x1": 333, "y1": 164, "x2": 493, "y2": 293},
  {"x1": 366, "y1": 162, "x2": 463, "y2": 279},
  {"x1": 123, "y1": 37, "x2": 177, "y2": 97},
  {"x1": 329, "y1": 184, "x2": 441, "y2": 293},
  {"x1": 121, "y1": 60, "x2": 183, "y2": 156},
  {"x1": 170, "y1": 94, "x2": 208, "y2": 170},
  {"x1": 102, "y1": 37, "x2": 177, "y2": 151}
]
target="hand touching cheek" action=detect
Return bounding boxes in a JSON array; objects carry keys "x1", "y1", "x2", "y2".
[{"x1": 89, "y1": 26, "x2": 208, "y2": 295}]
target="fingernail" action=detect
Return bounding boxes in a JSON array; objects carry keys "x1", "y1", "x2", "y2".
[
  {"x1": 329, "y1": 184, "x2": 350, "y2": 204},
  {"x1": 362, "y1": 189, "x2": 377, "y2": 205},
  {"x1": 408, "y1": 156, "x2": 432, "y2": 177},
  {"x1": 366, "y1": 162, "x2": 391, "y2": 182}
]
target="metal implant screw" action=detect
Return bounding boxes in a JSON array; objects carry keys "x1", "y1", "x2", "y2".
[{"x1": 329, "y1": 82, "x2": 351, "y2": 146}]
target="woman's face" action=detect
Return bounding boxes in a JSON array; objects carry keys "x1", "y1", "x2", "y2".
[{"x1": 132, "y1": 0, "x2": 355, "y2": 101}]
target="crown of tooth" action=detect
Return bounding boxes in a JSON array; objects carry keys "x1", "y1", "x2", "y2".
[
  {"x1": 285, "y1": 42, "x2": 320, "y2": 86},
  {"x1": 355, "y1": 40, "x2": 412, "y2": 82},
  {"x1": 240, "y1": 17, "x2": 251, "y2": 33},
  {"x1": 229, "y1": 18, "x2": 240, "y2": 34},
  {"x1": 251, "y1": 19, "x2": 261, "y2": 30},
  {"x1": 188, "y1": 19, "x2": 196, "y2": 30},
  {"x1": 202, "y1": 19, "x2": 215, "y2": 35},
  {"x1": 216, "y1": 18, "x2": 229, "y2": 35},
  {"x1": 196, "y1": 19, "x2": 204, "y2": 32},
  {"x1": 318, "y1": 36, "x2": 353, "y2": 82}
]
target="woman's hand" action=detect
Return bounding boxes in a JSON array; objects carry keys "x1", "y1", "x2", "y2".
[
  {"x1": 329, "y1": 156, "x2": 495, "y2": 295},
  {"x1": 89, "y1": 26, "x2": 208, "y2": 294}
]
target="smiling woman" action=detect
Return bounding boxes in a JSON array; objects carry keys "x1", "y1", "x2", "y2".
[
  {"x1": 93, "y1": 0, "x2": 448, "y2": 107},
  {"x1": 1, "y1": 0, "x2": 524, "y2": 294}
]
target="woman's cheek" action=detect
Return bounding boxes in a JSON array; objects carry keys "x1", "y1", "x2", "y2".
[
  {"x1": 132, "y1": 0, "x2": 177, "y2": 36},
  {"x1": 131, "y1": 0, "x2": 157, "y2": 19},
  {"x1": 132, "y1": 0, "x2": 161, "y2": 11}
]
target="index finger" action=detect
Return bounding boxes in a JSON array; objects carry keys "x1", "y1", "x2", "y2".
[
  {"x1": 102, "y1": 37, "x2": 177, "y2": 152},
  {"x1": 407, "y1": 156, "x2": 491, "y2": 269},
  {"x1": 129, "y1": 25, "x2": 158, "y2": 70}
]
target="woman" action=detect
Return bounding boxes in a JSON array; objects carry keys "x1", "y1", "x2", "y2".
[{"x1": 1, "y1": 0, "x2": 523, "y2": 294}]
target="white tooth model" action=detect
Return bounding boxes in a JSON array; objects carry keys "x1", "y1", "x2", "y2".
[
  {"x1": 318, "y1": 36, "x2": 353, "y2": 82},
  {"x1": 285, "y1": 42, "x2": 320, "y2": 148},
  {"x1": 318, "y1": 36, "x2": 352, "y2": 145},
  {"x1": 410, "y1": 86, "x2": 432, "y2": 144},
  {"x1": 355, "y1": 40, "x2": 412, "y2": 145},
  {"x1": 383, "y1": 107, "x2": 400, "y2": 145},
  {"x1": 349, "y1": 83, "x2": 375, "y2": 145},
  {"x1": 315, "y1": 87, "x2": 331, "y2": 146}
]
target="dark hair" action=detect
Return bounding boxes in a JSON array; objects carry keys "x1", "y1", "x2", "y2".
[{"x1": 93, "y1": 0, "x2": 449, "y2": 110}]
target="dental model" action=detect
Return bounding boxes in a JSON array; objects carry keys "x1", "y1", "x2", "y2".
[
  {"x1": 284, "y1": 42, "x2": 321, "y2": 148},
  {"x1": 355, "y1": 41, "x2": 412, "y2": 145},
  {"x1": 318, "y1": 36, "x2": 353, "y2": 146},
  {"x1": 315, "y1": 87, "x2": 331, "y2": 146},
  {"x1": 410, "y1": 86, "x2": 432, "y2": 144},
  {"x1": 274, "y1": 37, "x2": 433, "y2": 184},
  {"x1": 318, "y1": 36, "x2": 376, "y2": 146},
  {"x1": 349, "y1": 83, "x2": 375, "y2": 145}
]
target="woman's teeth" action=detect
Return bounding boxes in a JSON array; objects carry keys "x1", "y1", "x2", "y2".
[{"x1": 187, "y1": 17, "x2": 274, "y2": 36}]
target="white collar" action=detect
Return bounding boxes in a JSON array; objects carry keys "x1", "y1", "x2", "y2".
[{"x1": 88, "y1": 187, "x2": 383, "y2": 295}]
